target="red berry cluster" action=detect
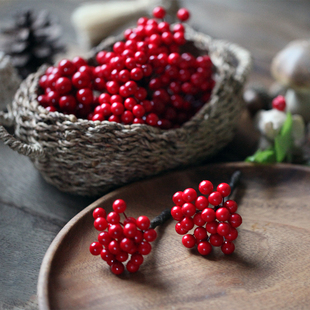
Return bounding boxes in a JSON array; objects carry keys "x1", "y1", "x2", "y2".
[
  {"x1": 272, "y1": 95, "x2": 286, "y2": 111},
  {"x1": 171, "y1": 181, "x2": 242, "y2": 255},
  {"x1": 37, "y1": 7, "x2": 215, "y2": 129},
  {"x1": 89, "y1": 199, "x2": 157, "y2": 275}
]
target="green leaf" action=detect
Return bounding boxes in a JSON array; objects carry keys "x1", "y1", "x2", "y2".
[
  {"x1": 245, "y1": 148, "x2": 276, "y2": 163},
  {"x1": 274, "y1": 112, "x2": 293, "y2": 162}
]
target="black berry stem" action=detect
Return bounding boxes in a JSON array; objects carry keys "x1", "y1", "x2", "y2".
[
  {"x1": 150, "y1": 208, "x2": 172, "y2": 229},
  {"x1": 226, "y1": 170, "x2": 241, "y2": 201}
]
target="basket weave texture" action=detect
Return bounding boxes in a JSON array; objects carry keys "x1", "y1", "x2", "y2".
[{"x1": 0, "y1": 27, "x2": 251, "y2": 196}]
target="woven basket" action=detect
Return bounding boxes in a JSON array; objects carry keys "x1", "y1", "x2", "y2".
[{"x1": 0, "y1": 27, "x2": 251, "y2": 196}]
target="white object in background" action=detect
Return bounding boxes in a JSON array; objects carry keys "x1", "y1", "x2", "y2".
[
  {"x1": 271, "y1": 40, "x2": 310, "y2": 122},
  {"x1": 71, "y1": 0, "x2": 178, "y2": 49},
  {"x1": 254, "y1": 108, "x2": 305, "y2": 149},
  {"x1": 0, "y1": 52, "x2": 21, "y2": 112}
]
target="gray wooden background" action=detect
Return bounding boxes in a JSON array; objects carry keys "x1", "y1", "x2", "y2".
[{"x1": 0, "y1": 0, "x2": 310, "y2": 309}]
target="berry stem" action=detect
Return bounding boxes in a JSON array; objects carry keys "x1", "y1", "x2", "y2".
[
  {"x1": 226, "y1": 170, "x2": 241, "y2": 201},
  {"x1": 150, "y1": 208, "x2": 172, "y2": 229}
]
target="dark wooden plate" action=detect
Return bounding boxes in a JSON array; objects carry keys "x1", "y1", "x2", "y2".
[{"x1": 37, "y1": 163, "x2": 310, "y2": 310}]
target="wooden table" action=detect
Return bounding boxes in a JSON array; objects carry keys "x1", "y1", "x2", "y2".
[{"x1": 0, "y1": 1, "x2": 310, "y2": 309}]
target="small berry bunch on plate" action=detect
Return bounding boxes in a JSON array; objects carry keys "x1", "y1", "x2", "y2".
[
  {"x1": 171, "y1": 180, "x2": 242, "y2": 255},
  {"x1": 89, "y1": 199, "x2": 157, "y2": 274},
  {"x1": 37, "y1": 7, "x2": 215, "y2": 129}
]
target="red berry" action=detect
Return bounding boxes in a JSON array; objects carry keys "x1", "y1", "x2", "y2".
[
  {"x1": 59, "y1": 95, "x2": 76, "y2": 113},
  {"x1": 221, "y1": 241, "x2": 235, "y2": 255},
  {"x1": 206, "y1": 221, "x2": 218, "y2": 234},
  {"x1": 118, "y1": 69, "x2": 130, "y2": 83},
  {"x1": 126, "y1": 260, "x2": 140, "y2": 273},
  {"x1": 121, "y1": 110, "x2": 134, "y2": 124},
  {"x1": 135, "y1": 87, "x2": 147, "y2": 101},
  {"x1": 224, "y1": 200, "x2": 238, "y2": 214},
  {"x1": 100, "y1": 248, "x2": 115, "y2": 262},
  {"x1": 180, "y1": 216, "x2": 194, "y2": 231},
  {"x1": 76, "y1": 88, "x2": 93, "y2": 105},
  {"x1": 111, "y1": 261, "x2": 124, "y2": 275},
  {"x1": 217, "y1": 183, "x2": 231, "y2": 197},
  {"x1": 94, "y1": 217, "x2": 108, "y2": 231},
  {"x1": 58, "y1": 59, "x2": 76, "y2": 76},
  {"x1": 217, "y1": 222, "x2": 231, "y2": 236},
  {"x1": 197, "y1": 241, "x2": 212, "y2": 255},
  {"x1": 116, "y1": 251, "x2": 129, "y2": 262},
  {"x1": 120, "y1": 237, "x2": 134, "y2": 252},
  {"x1": 45, "y1": 106, "x2": 57, "y2": 112},
  {"x1": 182, "y1": 188, "x2": 197, "y2": 202},
  {"x1": 195, "y1": 196, "x2": 209, "y2": 210},
  {"x1": 89, "y1": 242, "x2": 103, "y2": 255},
  {"x1": 106, "y1": 81, "x2": 119, "y2": 94},
  {"x1": 130, "y1": 67, "x2": 143, "y2": 80},
  {"x1": 193, "y1": 213, "x2": 206, "y2": 227},
  {"x1": 134, "y1": 230, "x2": 144, "y2": 243},
  {"x1": 72, "y1": 71, "x2": 91, "y2": 89},
  {"x1": 208, "y1": 191, "x2": 223, "y2": 206},
  {"x1": 93, "y1": 207, "x2": 106, "y2": 219},
  {"x1": 194, "y1": 227, "x2": 207, "y2": 241},
  {"x1": 98, "y1": 231, "x2": 112, "y2": 246},
  {"x1": 181, "y1": 202, "x2": 196, "y2": 217},
  {"x1": 108, "y1": 224, "x2": 124, "y2": 239},
  {"x1": 153, "y1": 6, "x2": 166, "y2": 19},
  {"x1": 124, "y1": 217, "x2": 136, "y2": 225},
  {"x1": 173, "y1": 23, "x2": 185, "y2": 33},
  {"x1": 199, "y1": 180, "x2": 213, "y2": 195},
  {"x1": 182, "y1": 234, "x2": 196, "y2": 248},
  {"x1": 109, "y1": 115, "x2": 121, "y2": 123},
  {"x1": 131, "y1": 253, "x2": 144, "y2": 265},
  {"x1": 111, "y1": 102, "x2": 124, "y2": 116},
  {"x1": 215, "y1": 207, "x2": 230, "y2": 222},
  {"x1": 272, "y1": 95, "x2": 286, "y2": 111},
  {"x1": 123, "y1": 223, "x2": 137, "y2": 238},
  {"x1": 177, "y1": 8, "x2": 190, "y2": 22},
  {"x1": 175, "y1": 222, "x2": 188, "y2": 235},
  {"x1": 72, "y1": 56, "x2": 88, "y2": 68},
  {"x1": 100, "y1": 103, "x2": 112, "y2": 117},
  {"x1": 144, "y1": 229, "x2": 157, "y2": 242},
  {"x1": 99, "y1": 93, "x2": 111, "y2": 104},
  {"x1": 108, "y1": 240, "x2": 121, "y2": 255},
  {"x1": 136, "y1": 215, "x2": 150, "y2": 230},
  {"x1": 201, "y1": 208, "x2": 216, "y2": 223},
  {"x1": 146, "y1": 113, "x2": 159, "y2": 126},
  {"x1": 113, "y1": 199, "x2": 127, "y2": 213},
  {"x1": 172, "y1": 191, "x2": 185, "y2": 206},
  {"x1": 107, "y1": 211, "x2": 120, "y2": 224},
  {"x1": 124, "y1": 97, "x2": 137, "y2": 110},
  {"x1": 46, "y1": 91, "x2": 59, "y2": 106},
  {"x1": 209, "y1": 234, "x2": 224, "y2": 247},
  {"x1": 229, "y1": 213, "x2": 242, "y2": 228},
  {"x1": 138, "y1": 241, "x2": 152, "y2": 255},
  {"x1": 225, "y1": 227, "x2": 238, "y2": 241},
  {"x1": 132, "y1": 104, "x2": 146, "y2": 118},
  {"x1": 171, "y1": 206, "x2": 184, "y2": 221}
]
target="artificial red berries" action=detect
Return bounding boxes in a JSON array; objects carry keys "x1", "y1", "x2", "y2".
[
  {"x1": 37, "y1": 7, "x2": 215, "y2": 129},
  {"x1": 89, "y1": 199, "x2": 157, "y2": 275},
  {"x1": 171, "y1": 179, "x2": 242, "y2": 256}
]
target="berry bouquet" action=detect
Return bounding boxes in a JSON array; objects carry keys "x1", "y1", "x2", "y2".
[{"x1": 0, "y1": 7, "x2": 251, "y2": 196}]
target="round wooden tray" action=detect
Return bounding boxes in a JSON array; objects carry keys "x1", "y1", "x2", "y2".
[{"x1": 37, "y1": 163, "x2": 310, "y2": 310}]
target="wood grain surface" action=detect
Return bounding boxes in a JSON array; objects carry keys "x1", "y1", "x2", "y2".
[
  {"x1": 38, "y1": 163, "x2": 310, "y2": 310},
  {"x1": 1, "y1": 1, "x2": 310, "y2": 309}
]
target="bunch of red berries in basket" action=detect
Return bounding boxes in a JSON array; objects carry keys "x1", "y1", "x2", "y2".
[
  {"x1": 171, "y1": 178, "x2": 242, "y2": 255},
  {"x1": 89, "y1": 199, "x2": 158, "y2": 275},
  {"x1": 37, "y1": 7, "x2": 215, "y2": 129}
]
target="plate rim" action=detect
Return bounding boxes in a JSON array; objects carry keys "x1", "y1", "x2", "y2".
[{"x1": 37, "y1": 162, "x2": 310, "y2": 310}]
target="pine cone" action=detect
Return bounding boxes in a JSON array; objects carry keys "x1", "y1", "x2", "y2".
[{"x1": 0, "y1": 10, "x2": 65, "y2": 79}]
